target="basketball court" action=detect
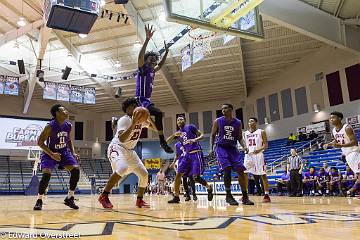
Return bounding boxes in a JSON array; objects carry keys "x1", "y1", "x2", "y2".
[
  {"x1": 1, "y1": 0, "x2": 360, "y2": 239},
  {"x1": 0, "y1": 195, "x2": 359, "y2": 239}
]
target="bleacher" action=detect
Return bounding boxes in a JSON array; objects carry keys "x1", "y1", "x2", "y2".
[
  {"x1": 0, "y1": 155, "x2": 91, "y2": 195},
  {"x1": 202, "y1": 137, "x2": 317, "y2": 182},
  {"x1": 266, "y1": 129, "x2": 360, "y2": 189},
  {"x1": 80, "y1": 158, "x2": 113, "y2": 187}
]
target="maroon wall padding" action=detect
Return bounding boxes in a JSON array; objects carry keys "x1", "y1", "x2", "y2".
[
  {"x1": 345, "y1": 64, "x2": 360, "y2": 101},
  {"x1": 326, "y1": 71, "x2": 343, "y2": 106}
]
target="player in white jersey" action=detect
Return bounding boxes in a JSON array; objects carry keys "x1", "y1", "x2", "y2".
[
  {"x1": 244, "y1": 117, "x2": 271, "y2": 203},
  {"x1": 98, "y1": 98, "x2": 156, "y2": 208},
  {"x1": 324, "y1": 111, "x2": 360, "y2": 198}
]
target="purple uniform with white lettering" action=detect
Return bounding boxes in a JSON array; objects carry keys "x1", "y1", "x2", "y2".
[
  {"x1": 317, "y1": 171, "x2": 328, "y2": 191},
  {"x1": 135, "y1": 63, "x2": 155, "y2": 108},
  {"x1": 175, "y1": 142, "x2": 190, "y2": 177},
  {"x1": 177, "y1": 124, "x2": 204, "y2": 176},
  {"x1": 344, "y1": 169, "x2": 355, "y2": 189},
  {"x1": 40, "y1": 120, "x2": 77, "y2": 170},
  {"x1": 330, "y1": 171, "x2": 341, "y2": 190},
  {"x1": 215, "y1": 116, "x2": 246, "y2": 172},
  {"x1": 304, "y1": 171, "x2": 317, "y2": 191}
]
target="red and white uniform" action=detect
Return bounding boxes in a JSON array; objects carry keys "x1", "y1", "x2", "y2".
[
  {"x1": 107, "y1": 115, "x2": 149, "y2": 187},
  {"x1": 244, "y1": 129, "x2": 266, "y2": 175},
  {"x1": 332, "y1": 124, "x2": 360, "y2": 174}
]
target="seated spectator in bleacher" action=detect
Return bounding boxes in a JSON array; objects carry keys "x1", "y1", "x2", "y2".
[
  {"x1": 287, "y1": 133, "x2": 297, "y2": 145},
  {"x1": 316, "y1": 167, "x2": 329, "y2": 195},
  {"x1": 277, "y1": 167, "x2": 290, "y2": 196},
  {"x1": 308, "y1": 130, "x2": 318, "y2": 140},
  {"x1": 298, "y1": 132, "x2": 307, "y2": 142},
  {"x1": 323, "y1": 162, "x2": 331, "y2": 173},
  {"x1": 341, "y1": 166, "x2": 356, "y2": 195},
  {"x1": 329, "y1": 167, "x2": 342, "y2": 196},
  {"x1": 303, "y1": 167, "x2": 317, "y2": 196},
  {"x1": 287, "y1": 149, "x2": 304, "y2": 197}
]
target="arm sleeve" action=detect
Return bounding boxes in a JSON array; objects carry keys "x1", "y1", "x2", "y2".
[{"x1": 117, "y1": 117, "x2": 131, "y2": 132}]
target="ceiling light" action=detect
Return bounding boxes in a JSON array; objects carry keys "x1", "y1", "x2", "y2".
[
  {"x1": 133, "y1": 41, "x2": 142, "y2": 49},
  {"x1": 100, "y1": 0, "x2": 106, "y2": 7},
  {"x1": 114, "y1": 60, "x2": 121, "y2": 68},
  {"x1": 17, "y1": 17, "x2": 26, "y2": 27},
  {"x1": 78, "y1": 33, "x2": 88, "y2": 38},
  {"x1": 159, "y1": 13, "x2": 166, "y2": 21}
]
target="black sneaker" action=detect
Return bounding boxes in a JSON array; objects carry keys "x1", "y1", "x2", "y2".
[
  {"x1": 160, "y1": 142, "x2": 174, "y2": 154},
  {"x1": 193, "y1": 195, "x2": 198, "y2": 201},
  {"x1": 64, "y1": 196, "x2": 79, "y2": 209},
  {"x1": 168, "y1": 196, "x2": 180, "y2": 204},
  {"x1": 226, "y1": 195, "x2": 239, "y2": 206},
  {"x1": 207, "y1": 186, "x2": 213, "y2": 201},
  {"x1": 242, "y1": 197, "x2": 255, "y2": 205},
  {"x1": 185, "y1": 195, "x2": 191, "y2": 201},
  {"x1": 33, "y1": 199, "x2": 43, "y2": 210}
]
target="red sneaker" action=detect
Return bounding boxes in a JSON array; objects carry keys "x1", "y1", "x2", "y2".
[
  {"x1": 136, "y1": 199, "x2": 150, "y2": 208},
  {"x1": 98, "y1": 194, "x2": 113, "y2": 209},
  {"x1": 263, "y1": 194, "x2": 271, "y2": 203}
]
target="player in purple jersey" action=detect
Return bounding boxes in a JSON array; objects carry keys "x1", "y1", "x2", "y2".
[
  {"x1": 210, "y1": 103, "x2": 254, "y2": 206},
  {"x1": 170, "y1": 142, "x2": 197, "y2": 201},
  {"x1": 316, "y1": 167, "x2": 329, "y2": 195},
  {"x1": 167, "y1": 116, "x2": 213, "y2": 203},
  {"x1": 342, "y1": 166, "x2": 356, "y2": 195},
  {"x1": 33, "y1": 104, "x2": 80, "y2": 211},
  {"x1": 303, "y1": 167, "x2": 317, "y2": 196},
  {"x1": 136, "y1": 24, "x2": 173, "y2": 154},
  {"x1": 329, "y1": 167, "x2": 342, "y2": 196}
]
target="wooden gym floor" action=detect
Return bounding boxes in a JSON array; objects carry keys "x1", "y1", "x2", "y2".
[{"x1": 0, "y1": 195, "x2": 359, "y2": 239}]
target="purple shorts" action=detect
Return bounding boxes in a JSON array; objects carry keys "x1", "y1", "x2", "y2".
[
  {"x1": 41, "y1": 150, "x2": 78, "y2": 170},
  {"x1": 215, "y1": 145, "x2": 246, "y2": 172},
  {"x1": 136, "y1": 96, "x2": 153, "y2": 108},
  {"x1": 178, "y1": 151, "x2": 204, "y2": 177}
]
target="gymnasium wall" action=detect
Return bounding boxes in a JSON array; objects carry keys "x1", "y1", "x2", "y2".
[{"x1": 0, "y1": 96, "x2": 103, "y2": 157}]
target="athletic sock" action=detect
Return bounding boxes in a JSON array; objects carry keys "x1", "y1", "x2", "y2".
[
  {"x1": 264, "y1": 191, "x2": 269, "y2": 195},
  {"x1": 38, "y1": 194, "x2": 44, "y2": 200},
  {"x1": 68, "y1": 191, "x2": 75, "y2": 198}
]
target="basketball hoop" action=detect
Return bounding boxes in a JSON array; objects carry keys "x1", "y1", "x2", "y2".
[{"x1": 188, "y1": 27, "x2": 216, "y2": 55}]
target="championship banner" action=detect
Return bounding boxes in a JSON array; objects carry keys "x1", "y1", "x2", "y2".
[
  {"x1": 57, "y1": 83, "x2": 70, "y2": 102},
  {"x1": 43, "y1": 81, "x2": 57, "y2": 100},
  {"x1": 347, "y1": 115, "x2": 360, "y2": 128},
  {"x1": 4, "y1": 76, "x2": 19, "y2": 96},
  {"x1": 0, "y1": 75, "x2": 4, "y2": 94},
  {"x1": 70, "y1": 85, "x2": 84, "y2": 103},
  {"x1": 84, "y1": 87, "x2": 96, "y2": 104},
  {"x1": 181, "y1": 44, "x2": 191, "y2": 72},
  {"x1": 0, "y1": 117, "x2": 48, "y2": 150},
  {"x1": 144, "y1": 158, "x2": 161, "y2": 169}
]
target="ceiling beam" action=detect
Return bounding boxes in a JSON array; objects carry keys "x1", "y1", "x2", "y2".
[
  {"x1": 260, "y1": 0, "x2": 360, "y2": 55},
  {"x1": 53, "y1": 31, "x2": 123, "y2": 106},
  {"x1": 124, "y1": 1, "x2": 187, "y2": 111},
  {"x1": 23, "y1": 26, "x2": 51, "y2": 114},
  {"x1": 0, "y1": 19, "x2": 44, "y2": 47}
]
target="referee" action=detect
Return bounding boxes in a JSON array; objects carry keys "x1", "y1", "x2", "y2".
[{"x1": 287, "y1": 148, "x2": 304, "y2": 197}]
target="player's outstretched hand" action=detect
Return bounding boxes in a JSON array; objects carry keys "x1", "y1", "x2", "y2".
[
  {"x1": 74, "y1": 153, "x2": 81, "y2": 163},
  {"x1": 51, "y1": 152, "x2": 61, "y2": 162},
  {"x1": 145, "y1": 24, "x2": 155, "y2": 39}
]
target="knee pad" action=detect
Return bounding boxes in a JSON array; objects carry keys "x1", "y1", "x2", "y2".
[
  {"x1": 39, "y1": 173, "x2": 51, "y2": 195},
  {"x1": 69, "y1": 168, "x2": 80, "y2": 191}
]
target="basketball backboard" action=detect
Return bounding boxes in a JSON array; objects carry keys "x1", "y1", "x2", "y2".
[{"x1": 164, "y1": 0, "x2": 264, "y2": 41}]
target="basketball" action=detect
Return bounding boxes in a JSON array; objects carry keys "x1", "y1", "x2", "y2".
[{"x1": 133, "y1": 106, "x2": 150, "y2": 123}]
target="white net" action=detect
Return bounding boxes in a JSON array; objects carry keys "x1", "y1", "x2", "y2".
[{"x1": 189, "y1": 28, "x2": 216, "y2": 56}]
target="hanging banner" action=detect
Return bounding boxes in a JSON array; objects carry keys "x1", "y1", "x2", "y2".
[
  {"x1": 70, "y1": 85, "x2": 84, "y2": 103},
  {"x1": 43, "y1": 81, "x2": 57, "y2": 100},
  {"x1": 144, "y1": 158, "x2": 161, "y2": 169},
  {"x1": 347, "y1": 115, "x2": 360, "y2": 128},
  {"x1": 192, "y1": 42, "x2": 204, "y2": 64},
  {"x1": 181, "y1": 44, "x2": 191, "y2": 72},
  {"x1": 56, "y1": 83, "x2": 70, "y2": 102},
  {"x1": 83, "y1": 87, "x2": 96, "y2": 104},
  {"x1": 0, "y1": 75, "x2": 4, "y2": 94},
  {"x1": 4, "y1": 76, "x2": 19, "y2": 96}
]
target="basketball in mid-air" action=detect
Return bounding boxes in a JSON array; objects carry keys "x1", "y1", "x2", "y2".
[{"x1": 133, "y1": 107, "x2": 150, "y2": 123}]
